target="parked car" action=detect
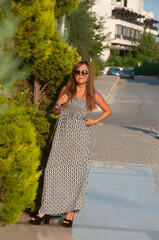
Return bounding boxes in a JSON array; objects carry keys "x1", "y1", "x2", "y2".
[
  {"x1": 107, "y1": 67, "x2": 121, "y2": 76},
  {"x1": 120, "y1": 68, "x2": 135, "y2": 79},
  {"x1": 100, "y1": 70, "x2": 107, "y2": 75}
]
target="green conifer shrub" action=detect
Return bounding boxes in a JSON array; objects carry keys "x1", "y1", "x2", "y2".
[
  {"x1": 11, "y1": 88, "x2": 54, "y2": 213},
  {"x1": 13, "y1": 0, "x2": 56, "y2": 65},
  {"x1": 32, "y1": 32, "x2": 81, "y2": 108},
  {"x1": 12, "y1": 88, "x2": 50, "y2": 152},
  {"x1": 0, "y1": 103, "x2": 41, "y2": 225},
  {"x1": 55, "y1": 0, "x2": 79, "y2": 19}
]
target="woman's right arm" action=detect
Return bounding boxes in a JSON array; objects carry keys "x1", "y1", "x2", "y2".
[{"x1": 53, "y1": 86, "x2": 68, "y2": 115}]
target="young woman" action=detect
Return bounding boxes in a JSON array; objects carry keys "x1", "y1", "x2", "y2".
[{"x1": 29, "y1": 61, "x2": 112, "y2": 227}]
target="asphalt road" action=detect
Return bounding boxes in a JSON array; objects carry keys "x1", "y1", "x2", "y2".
[{"x1": 89, "y1": 76, "x2": 159, "y2": 166}]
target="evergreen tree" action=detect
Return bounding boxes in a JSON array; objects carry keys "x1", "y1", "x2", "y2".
[
  {"x1": 12, "y1": 0, "x2": 80, "y2": 107},
  {"x1": 33, "y1": 32, "x2": 81, "y2": 109},
  {"x1": 55, "y1": 0, "x2": 79, "y2": 19},
  {"x1": 134, "y1": 31, "x2": 159, "y2": 75},
  {"x1": 135, "y1": 31, "x2": 159, "y2": 63},
  {"x1": 12, "y1": 0, "x2": 56, "y2": 106},
  {"x1": 66, "y1": 0, "x2": 109, "y2": 60},
  {"x1": 13, "y1": 0, "x2": 55, "y2": 64}
]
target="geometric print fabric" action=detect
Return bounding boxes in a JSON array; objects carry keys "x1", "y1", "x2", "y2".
[{"x1": 39, "y1": 98, "x2": 90, "y2": 216}]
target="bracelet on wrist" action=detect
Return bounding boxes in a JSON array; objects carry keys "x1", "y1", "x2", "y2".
[
  {"x1": 94, "y1": 119, "x2": 98, "y2": 125},
  {"x1": 54, "y1": 104, "x2": 61, "y2": 111}
]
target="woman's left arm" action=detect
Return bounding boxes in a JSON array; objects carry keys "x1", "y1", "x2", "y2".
[{"x1": 85, "y1": 92, "x2": 112, "y2": 126}]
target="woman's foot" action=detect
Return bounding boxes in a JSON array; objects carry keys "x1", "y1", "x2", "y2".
[
  {"x1": 29, "y1": 214, "x2": 50, "y2": 225},
  {"x1": 30, "y1": 213, "x2": 44, "y2": 221},
  {"x1": 63, "y1": 211, "x2": 75, "y2": 228}
]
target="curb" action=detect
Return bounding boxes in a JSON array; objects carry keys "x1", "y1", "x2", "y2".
[
  {"x1": 106, "y1": 77, "x2": 120, "y2": 102},
  {"x1": 92, "y1": 77, "x2": 120, "y2": 112}
]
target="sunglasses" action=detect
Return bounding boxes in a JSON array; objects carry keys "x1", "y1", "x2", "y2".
[{"x1": 74, "y1": 70, "x2": 89, "y2": 76}]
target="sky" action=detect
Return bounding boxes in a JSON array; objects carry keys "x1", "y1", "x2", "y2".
[{"x1": 144, "y1": 0, "x2": 159, "y2": 20}]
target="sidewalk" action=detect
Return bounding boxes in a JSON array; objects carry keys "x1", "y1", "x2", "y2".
[
  {"x1": 94, "y1": 75, "x2": 120, "y2": 103},
  {"x1": 1, "y1": 165, "x2": 159, "y2": 240},
  {"x1": 1, "y1": 76, "x2": 159, "y2": 240}
]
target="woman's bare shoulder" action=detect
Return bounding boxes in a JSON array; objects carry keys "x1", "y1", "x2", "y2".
[
  {"x1": 94, "y1": 91, "x2": 103, "y2": 100},
  {"x1": 58, "y1": 86, "x2": 67, "y2": 98},
  {"x1": 61, "y1": 86, "x2": 67, "y2": 92}
]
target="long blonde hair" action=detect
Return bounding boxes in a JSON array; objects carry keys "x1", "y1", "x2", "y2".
[{"x1": 65, "y1": 61, "x2": 96, "y2": 111}]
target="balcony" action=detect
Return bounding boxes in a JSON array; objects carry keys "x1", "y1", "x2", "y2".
[
  {"x1": 112, "y1": 8, "x2": 159, "y2": 32},
  {"x1": 112, "y1": 7, "x2": 144, "y2": 27},
  {"x1": 144, "y1": 18, "x2": 159, "y2": 31},
  {"x1": 112, "y1": 15, "x2": 144, "y2": 27}
]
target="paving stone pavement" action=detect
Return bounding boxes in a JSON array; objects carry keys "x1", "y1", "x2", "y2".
[
  {"x1": 1, "y1": 76, "x2": 159, "y2": 240},
  {"x1": 89, "y1": 76, "x2": 159, "y2": 167}
]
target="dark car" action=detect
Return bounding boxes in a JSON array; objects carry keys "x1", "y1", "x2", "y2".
[
  {"x1": 120, "y1": 68, "x2": 135, "y2": 79},
  {"x1": 107, "y1": 67, "x2": 121, "y2": 76}
]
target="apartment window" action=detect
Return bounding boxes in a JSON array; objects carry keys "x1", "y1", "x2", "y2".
[
  {"x1": 124, "y1": 0, "x2": 127, "y2": 7},
  {"x1": 128, "y1": 28, "x2": 131, "y2": 39},
  {"x1": 116, "y1": 0, "x2": 121, "y2": 2},
  {"x1": 123, "y1": 26, "x2": 126, "y2": 38},
  {"x1": 131, "y1": 29, "x2": 135, "y2": 39},
  {"x1": 116, "y1": 25, "x2": 122, "y2": 38},
  {"x1": 135, "y1": 30, "x2": 139, "y2": 40},
  {"x1": 119, "y1": 25, "x2": 122, "y2": 36}
]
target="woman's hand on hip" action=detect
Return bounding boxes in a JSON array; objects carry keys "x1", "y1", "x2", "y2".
[{"x1": 85, "y1": 118, "x2": 96, "y2": 126}]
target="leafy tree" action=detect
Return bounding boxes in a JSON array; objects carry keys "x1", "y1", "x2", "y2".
[
  {"x1": 66, "y1": 0, "x2": 109, "y2": 60},
  {"x1": 0, "y1": 103, "x2": 41, "y2": 225},
  {"x1": 66, "y1": 2, "x2": 93, "y2": 60},
  {"x1": 106, "y1": 52, "x2": 138, "y2": 68},
  {"x1": 55, "y1": 0, "x2": 79, "y2": 19},
  {"x1": 135, "y1": 31, "x2": 159, "y2": 63},
  {"x1": 134, "y1": 31, "x2": 159, "y2": 75},
  {"x1": 89, "y1": 14, "x2": 110, "y2": 59},
  {"x1": 91, "y1": 57, "x2": 105, "y2": 76}
]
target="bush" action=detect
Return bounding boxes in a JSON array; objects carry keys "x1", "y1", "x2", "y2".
[
  {"x1": 134, "y1": 61, "x2": 159, "y2": 76},
  {"x1": 12, "y1": 88, "x2": 50, "y2": 152},
  {"x1": 32, "y1": 32, "x2": 81, "y2": 109},
  {"x1": 91, "y1": 58, "x2": 105, "y2": 77},
  {"x1": 106, "y1": 53, "x2": 138, "y2": 68},
  {"x1": 11, "y1": 87, "x2": 58, "y2": 213},
  {"x1": 91, "y1": 60, "x2": 98, "y2": 77},
  {"x1": 0, "y1": 103, "x2": 41, "y2": 225}
]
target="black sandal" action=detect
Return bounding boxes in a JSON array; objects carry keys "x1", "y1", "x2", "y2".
[
  {"x1": 62, "y1": 218, "x2": 73, "y2": 228},
  {"x1": 29, "y1": 215, "x2": 50, "y2": 225}
]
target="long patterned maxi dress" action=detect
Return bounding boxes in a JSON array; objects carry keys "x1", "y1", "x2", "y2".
[{"x1": 39, "y1": 98, "x2": 90, "y2": 216}]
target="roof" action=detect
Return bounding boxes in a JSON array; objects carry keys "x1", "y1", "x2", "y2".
[
  {"x1": 112, "y1": 7, "x2": 145, "y2": 18},
  {"x1": 144, "y1": 18, "x2": 159, "y2": 24}
]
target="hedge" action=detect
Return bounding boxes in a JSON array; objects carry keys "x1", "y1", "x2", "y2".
[{"x1": 0, "y1": 103, "x2": 41, "y2": 225}]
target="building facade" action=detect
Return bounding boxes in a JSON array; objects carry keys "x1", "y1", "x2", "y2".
[{"x1": 92, "y1": 0, "x2": 159, "y2": 60}]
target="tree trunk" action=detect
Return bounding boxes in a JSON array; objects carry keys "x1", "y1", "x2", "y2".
[
  {"x1": 84, "y1": 48, "x2": 89, "y2": 61},
  {"x1": 61, "y1": 15, "x2": 65, "y2": 36},
  {"x1": 33, "y1": 77, "x2": 40, "y2": 108}
]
